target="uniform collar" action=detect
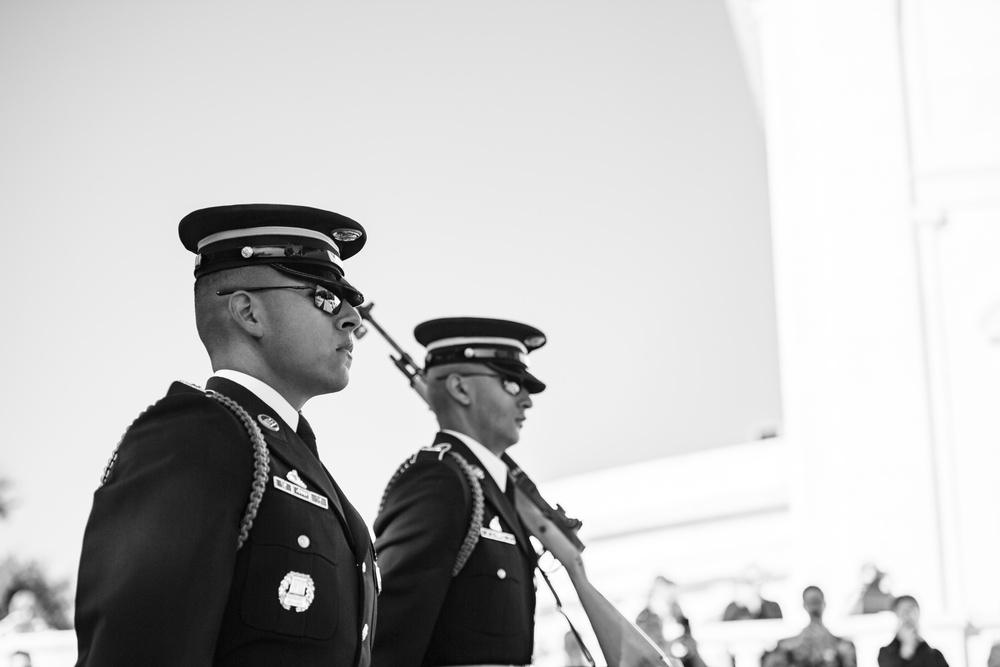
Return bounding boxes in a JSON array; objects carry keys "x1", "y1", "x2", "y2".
[
  {"x1": 442, "y1": 429, "x2": 508, "y2": 492},
  {"x1": 213, "y1": 369, "x2": 299, "y2": 430}
]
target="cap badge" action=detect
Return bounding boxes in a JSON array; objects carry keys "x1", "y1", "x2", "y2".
[
  {"x1": 241, "y1": 246, "x2": 254, "y2": 259},
  {"x1": 287, "y1": 470, "x2": 306, "y2": 488},
  {"x1": 525, "y1": 335, "x2": 546, "y2": 348},
  {"x1": 332, "y1": 228, "x2": 362, "y2": 242},
  {"x1": 278, "y1": 571, "x2": 315, "y2": 612},
  {"x1": 258, "y1": 414, "x2": 280, "y2": 431},
  {"x1": 464, "y1": 348, "x2": 475, "y2": 358}
]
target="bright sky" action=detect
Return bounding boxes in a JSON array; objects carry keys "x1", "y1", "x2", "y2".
[{"x1": 0, "y1": 0, "x2": 780, "y2": 587}]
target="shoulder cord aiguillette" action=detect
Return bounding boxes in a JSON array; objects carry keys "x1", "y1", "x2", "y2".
[
  {"x1": 100, "y1": 388, "x2": 271, "y2": 551},
  {"x1": 379, "y1": 445, "x2": 485, "y2": 576}
]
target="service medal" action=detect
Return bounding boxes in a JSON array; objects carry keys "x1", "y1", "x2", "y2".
[{"x1": 278, "y1": 571, "x2": 315, "y2": 612}]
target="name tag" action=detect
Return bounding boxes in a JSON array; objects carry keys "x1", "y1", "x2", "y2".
[
  {"x1": 480, "y1": 527, "x2": 517, "y2": 545},
  {"x1": 274, "y1": 477, "x2": 329, "y2": 509}
]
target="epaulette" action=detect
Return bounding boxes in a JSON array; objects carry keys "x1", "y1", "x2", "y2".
[
  {"x1": 100, "y1": 384, "x2": 271, "y2": 551},
  {"x1": 378, "y1": 443, "x2": 485, "y2": 576}
]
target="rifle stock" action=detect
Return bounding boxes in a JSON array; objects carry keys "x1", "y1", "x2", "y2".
[
  {"x1": 514, "y1": 488, "x2": 676, "y2": 667},
  {"x1": 357, "y1": 302, "x2": 677, "y2": 667}
]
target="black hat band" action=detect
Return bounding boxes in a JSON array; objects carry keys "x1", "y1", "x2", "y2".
[
  {"x1": 196, "y1": 243, "x2": 344, "y2": 273},
  {"x1": 426, "y1": 346, "x2": 530, "y2": 369}
]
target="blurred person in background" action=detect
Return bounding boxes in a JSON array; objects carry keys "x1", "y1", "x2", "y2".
[
  {"x1": 0, "y1": 589, "x2": 50, "y2": 636},
  {"x1": 637, "y1": 575, "x2": 686, "y2": 648},
  {"x1": 763, "y1": 586, "x2": 856, "y2": 667},
  {"x1": 636, "y1": 576, "x2": 707, "y2": 667},
  {"x1": 8, "y1": 652, "x2": 32, "y2": 667},
  {"x1": 850, "y1": 563, "x2": 895, "y2": 615},
  {"x1": 724, "y1": 566, "x2": 783, "y2": 621},
  {"x1": 878, "y1": 595, "x2": 948, "y2": 667}
]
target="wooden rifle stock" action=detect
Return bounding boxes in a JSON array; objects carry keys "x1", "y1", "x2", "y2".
[
  {"x1": 357, "y1": 302, "x2": 676, "y2": 667},
  {"x1": 514, "y1": 489, "x2": 675, "y2": 667},
  {"x1": 503, "y1": 453, "x2": 586, "y2": 553}
]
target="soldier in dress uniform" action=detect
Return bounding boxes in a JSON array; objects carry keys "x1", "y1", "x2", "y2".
[
  {"x1": 74, "y1": 204, "x2": 379, "y2": 666},
  {"x1": 372, "y1": 317, "x2": 546, "y2": 667}
]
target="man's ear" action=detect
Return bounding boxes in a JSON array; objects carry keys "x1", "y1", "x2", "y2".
[
  {"x1": 443, "y1": 373, "x2": 473, "y2": 407},
  {"x1": 226, "y1": 292, "x2": 265, "y2": 339}
]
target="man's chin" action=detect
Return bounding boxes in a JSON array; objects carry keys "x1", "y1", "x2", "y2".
[{"x1": 324, "y1": 372, "x2": 351, "y2": 394}]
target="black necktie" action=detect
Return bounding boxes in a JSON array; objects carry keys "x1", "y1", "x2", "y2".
[
  {"x1": 296, "y1": 413, "x2": 319, "y2": 458},
  {"x1": 505, "y1": 475, "x2": 517, "y2": 508}
]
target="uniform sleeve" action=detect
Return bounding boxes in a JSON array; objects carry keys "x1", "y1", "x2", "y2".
[
  {"x1": 371, "y1": 457, "x2": 470, "y2": 667},
  {"x1": 75, "y1": 392, "x2": 253, "y2": 667}
]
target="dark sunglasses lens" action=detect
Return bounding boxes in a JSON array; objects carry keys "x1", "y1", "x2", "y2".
[{"x1": 313, "y1": 287, "x2": 343, "y2": 315}]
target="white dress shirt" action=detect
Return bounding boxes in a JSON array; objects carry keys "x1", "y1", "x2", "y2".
[
  {"x1": 213, "y1": 369, "x2": 300, "y2": 431},
  {"x1": 441, "y1": 429, "x2": 509, "y2": 492}
]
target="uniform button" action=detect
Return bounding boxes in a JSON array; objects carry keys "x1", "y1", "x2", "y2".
[
  {"x1": 297, "y1": 535, "x2": 310, "y2": 548},
  {"x1": 362, "y1": 623, "x2": 369, "y2": 640},
  {"x1": 362, "y1": 562, "x2": 367, "y2": 573},
  {"x1": 497, "y1": 568, "x2": 507, "y2": 579}
]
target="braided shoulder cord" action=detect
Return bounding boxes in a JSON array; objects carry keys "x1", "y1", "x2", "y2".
[
  {"x1": 101, "y1": 404, "x2": 154, "y2": 485},
  {"x1": 378, "y1": 446, "x2": 486, "y2": 577},
  {"x1": 204, "y1": 390, "x2": 271, "y2": 550},
  {"x1": 99, "y1": 387, "x2": 271, "y2": 551},
  {"x1": 447, "y1": 451, "x2": 485, "y2": 576}
]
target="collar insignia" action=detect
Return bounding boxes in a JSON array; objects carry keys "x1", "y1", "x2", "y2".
[{"x1": 258, "y1": 414, "x2": 280, "y2": 432}]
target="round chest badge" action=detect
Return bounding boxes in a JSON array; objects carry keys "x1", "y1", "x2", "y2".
[
  {"x1": 258, "y1": 414, "x2": 280, "y2": 432},
  {"x1": 278, "y1": 571, "x2": 315, "y2": 612}
]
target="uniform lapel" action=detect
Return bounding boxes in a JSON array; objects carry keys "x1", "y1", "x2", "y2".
[
  {"x1": 205, "y1": 377, "x2": 348, "y2": 530},
  {"x1": 434, "y1": 433, "x2": 534, "y2": 560}
]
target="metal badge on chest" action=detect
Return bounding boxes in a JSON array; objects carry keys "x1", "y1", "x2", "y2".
[{"x1": 278, "y1": 571, "x2": 315, "y2": 612}]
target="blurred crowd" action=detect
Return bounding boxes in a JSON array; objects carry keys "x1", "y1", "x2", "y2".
[
  {"x1": 2, "y1": 561, "x2": 998, "y2": 667},
  {"x1": 573, "y1": 563, "x2": 1000, "y2": 667}
]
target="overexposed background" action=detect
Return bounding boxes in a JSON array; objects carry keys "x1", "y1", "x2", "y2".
[{"x1": 0, "y1": 0, "x2": 779, "y2": 589}]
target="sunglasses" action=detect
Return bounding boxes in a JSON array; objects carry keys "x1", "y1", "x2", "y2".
[
  {"x1": 436, "y1": 372, "x2": 523, "y2": 396},
  {"x1": 216, "y1": 284, "x2": 348, "y2": 315}
]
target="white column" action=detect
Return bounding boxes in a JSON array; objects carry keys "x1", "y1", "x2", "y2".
[{"x1": 752, "y1": 0, "x2": 948, "y2": 613}]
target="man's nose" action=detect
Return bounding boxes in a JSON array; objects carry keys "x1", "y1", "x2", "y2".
[{"x1": 338, "y1": 302, "x2": 362, "y2": 331}]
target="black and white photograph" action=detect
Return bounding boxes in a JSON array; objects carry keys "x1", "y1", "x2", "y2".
[{"x1": 1, "y1": 1, "x2": 998, "y2": 666}]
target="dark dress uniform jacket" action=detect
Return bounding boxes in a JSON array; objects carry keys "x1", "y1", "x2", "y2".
[
  {"x1": 372, "y1": 432, "x2": 537, "y2": 666},
  {"x1": 75, "y1": 377, "x2": 378, "y2": 666},
  {"x1": 878, "y1": 638, "x2": 949, "y2": 667}
]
